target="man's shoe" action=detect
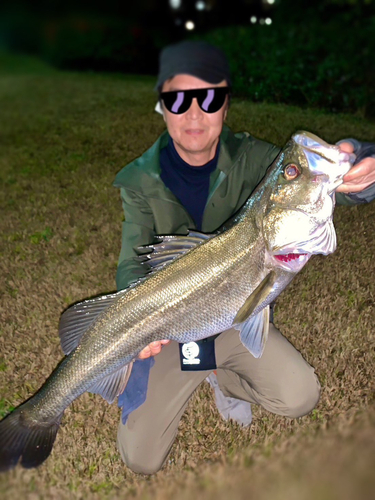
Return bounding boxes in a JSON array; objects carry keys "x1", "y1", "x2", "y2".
[{"x1": 206, "y1": 372, "x2": 252, "y2": 427}]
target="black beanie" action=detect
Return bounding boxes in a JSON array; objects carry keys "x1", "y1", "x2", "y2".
[{"x1": 155, "y1": 40, "x2": 232, "y2": 91}]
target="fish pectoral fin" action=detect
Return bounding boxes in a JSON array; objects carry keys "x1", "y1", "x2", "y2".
[
  {"x1": 233, "y1": 271, "x2": 276, "y2": 324},
  {"x1": 232, "y1": 271, "x2": 276, "y2": 358},
  {"x1": 59, "y1": 290, "x2": 127, "y2": 355},
  {"x1": 235, "y1": 307, "x2": 270, "y2": 358},
  {"x1": 88, "y1": 361, "x2": 134, "y2": 404},
  {"x1": 136, "y1": 231, "x2": 214, "y2": 271}
]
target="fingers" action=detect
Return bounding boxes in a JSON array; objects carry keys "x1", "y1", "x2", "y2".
[
  {"x1": 343, "y1": 158, "x2": 375, "y2": 180},
  {"x1": 338, "y1": 141, "x2": 355, "y2": 154},
  {"x1": 137, "y1": 340, "x2": 171, "y2": 360},
  {"x1": 336, "y1": 157, "x2": 375, "y2": 193}
]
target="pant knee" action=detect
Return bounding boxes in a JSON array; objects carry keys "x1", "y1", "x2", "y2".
[
  {"x1": 117, "y1": 431, "x2": 167, "y2": 475},
  {"x1": 282, "y1": 372, "x2": 321, "y2": 418},
  {"x1": 122, "y1": 453, "x2": 165, "y2": 475}
]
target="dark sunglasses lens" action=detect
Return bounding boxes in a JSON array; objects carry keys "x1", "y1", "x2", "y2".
[
  {"x1": 198, "y1": 88, "x2": 228, "y2": 113},
  {"x1": 162, "y1": 91, "x2": 191, "y2": 114}
]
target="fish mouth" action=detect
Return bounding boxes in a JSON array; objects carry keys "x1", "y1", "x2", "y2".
[
  {"x1": 272, "y1": 253, "x2": 311, "y2": 272},
  {"x1": 267, "y1": 215, "x2": 337, "y2": 273}
]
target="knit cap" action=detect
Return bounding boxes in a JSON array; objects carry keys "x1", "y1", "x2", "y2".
[{"x1": 155, "y1": 40, "x2": 231, "y2": 91}]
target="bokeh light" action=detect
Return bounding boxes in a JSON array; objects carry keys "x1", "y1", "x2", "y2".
[{"x1": 169, "y1": 0, "x2": 182, "y2": 9}]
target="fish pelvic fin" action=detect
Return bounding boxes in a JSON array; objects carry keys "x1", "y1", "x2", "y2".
[
  {"x1": 236, "y1": 307, "x2": 270, "y2": 358},
  {"x1": 0, "y1": 402, "x2": 63, "y2": 472},
  {"x1": 88, "y1": 361, "x2": 134, "y2": 404},
  {"x1": 232, "y1": 271, "x2": 276, "y2": 358}
]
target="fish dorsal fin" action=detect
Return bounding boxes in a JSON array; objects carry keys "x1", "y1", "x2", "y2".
[
  {"x1": 59, "y1": 290, "x2": 128, "y2": 355},
  {"x1": 88, "y1": 361, "x2": 134, "y2": 404},
  {"x1": 136, "y1": 231, "x2": 214, "y2": 271},
  {"x1": 233, "y1": 271, "x2": 276, "y2": 324},
  {"x1": 235, "y1": 307, "x2": 270, "y2": 358}
]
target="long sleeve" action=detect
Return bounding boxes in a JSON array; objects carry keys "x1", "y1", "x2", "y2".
[{"x1": 116, "y1": 187, "x2": 156, "y2": 291}]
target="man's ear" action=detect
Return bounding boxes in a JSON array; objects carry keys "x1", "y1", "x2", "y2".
[
  {"x1": 224, "y1": 93, "x2": 231, "y2": 121},
  {"x1": 154, "y1": 100, "x2": 165, "y2": 119},
  {"x1": 223, "y1": 104, "x2": 229, "y2": 121}
]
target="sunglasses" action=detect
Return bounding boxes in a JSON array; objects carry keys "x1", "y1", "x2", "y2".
[{"x1": 160, "y1": 87, "x2": 230, "y2": 115}]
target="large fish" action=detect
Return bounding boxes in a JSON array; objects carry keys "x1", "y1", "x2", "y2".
[{"x1": 0, "y1": 131, "x2": 354, "y2": 472}]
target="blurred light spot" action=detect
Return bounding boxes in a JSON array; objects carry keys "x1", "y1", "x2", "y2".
[
  {"x1": 185, "y1": 20, "x2": 195, "y2": 30},
  {"x1": 267, "y1": 0, "x2": 275, "y2": 4},
  {"x1": 170, "y1": 0, "x2": 182, "y2": 9},
  {"x1": 265, "y1": 17, "x2": 272, "y2": 25},
  {"x1": 175, "y1": 18, "x2": 182, "y2": 26},
  {"x1": 250, "y1": 16, "x2": 257, "y2": 23},
  {"x1": 195, "y1": 1, "x2": 206, "y2": 10},
  {"x1": 259, "y1": 18, "x2": 265, "y2": 25}
]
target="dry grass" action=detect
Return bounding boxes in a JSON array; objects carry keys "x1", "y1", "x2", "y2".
[{"x1": 0, "y1": 53, "x2": 374, "y2": 499}]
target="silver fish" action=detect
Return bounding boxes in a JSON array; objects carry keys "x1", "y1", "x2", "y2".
[{"x1": 0, "y1": 131, "x2": 354, "y2": 471}]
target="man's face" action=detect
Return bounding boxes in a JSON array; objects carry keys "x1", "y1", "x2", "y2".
[{"x1": 161, "y1": 74, "x2": 228, "y2": 165}]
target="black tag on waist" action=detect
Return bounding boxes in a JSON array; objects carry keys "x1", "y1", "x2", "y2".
[{"x1": 179, "y1": 337, "x2": 217, "y2": 371}]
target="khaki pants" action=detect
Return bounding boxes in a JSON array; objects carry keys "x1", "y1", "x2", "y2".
[{"x1": 117, "y1": 324, "x2": 321, "y2": 474}]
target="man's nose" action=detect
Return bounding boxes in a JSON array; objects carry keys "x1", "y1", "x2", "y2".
[{"x1": 186, "y1": 98, "x2": 203, "y2": 119}]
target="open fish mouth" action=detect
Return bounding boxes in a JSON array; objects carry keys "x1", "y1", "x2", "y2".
[
  {"x1": 272, "y1": 252, "x2": 310, "y2": 272},
  {"x1": 268, "y1": 209, "x2": 338, "y2": 274}
]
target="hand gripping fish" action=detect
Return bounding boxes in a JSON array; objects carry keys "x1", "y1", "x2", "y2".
[{"x1": 0, "y1": 132, "x2": 354, "y2": 471}]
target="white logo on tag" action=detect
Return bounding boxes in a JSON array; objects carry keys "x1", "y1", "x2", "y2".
[{"x1": 182, "y1": 342, "x2": 200, "y2": 365}]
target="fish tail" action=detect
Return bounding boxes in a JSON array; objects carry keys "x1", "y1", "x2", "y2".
[{"x1": 0, "y1": 401, "x2": 63, "y2": 472}]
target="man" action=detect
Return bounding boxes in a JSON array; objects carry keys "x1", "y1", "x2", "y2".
[{"x1": 113, "y1": 41, "x2": 375, "y2": 475}]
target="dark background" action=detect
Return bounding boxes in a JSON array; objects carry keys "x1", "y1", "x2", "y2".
[{"x1": 1, "y1": 0, "x2": 374, "y2": 116}]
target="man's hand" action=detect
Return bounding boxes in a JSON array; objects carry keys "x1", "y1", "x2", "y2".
[
  {"x1": 138, "y1": 340, "x2": 171, "y2": 359},
  {"x1": 337, "y1": 142, "x2": 375, "y2": 193}
]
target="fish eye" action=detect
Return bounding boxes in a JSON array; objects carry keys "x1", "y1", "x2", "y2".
[{"x1": 283, "y1": 163, "x2": 300, "y2": 181}]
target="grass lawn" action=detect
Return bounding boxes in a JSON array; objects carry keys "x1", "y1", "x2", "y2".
[{"x1": 0, "y1": 51, "x2": 374, "y2": 499}]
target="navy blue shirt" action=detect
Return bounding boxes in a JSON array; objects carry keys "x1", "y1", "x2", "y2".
[{"x1": 160, "y1": 136, "x2": 220, "y2": 230}]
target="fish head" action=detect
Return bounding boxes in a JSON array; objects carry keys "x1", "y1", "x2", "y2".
[{"x1": 259, "y1": 131, "x2": 354, "y2": 273}]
